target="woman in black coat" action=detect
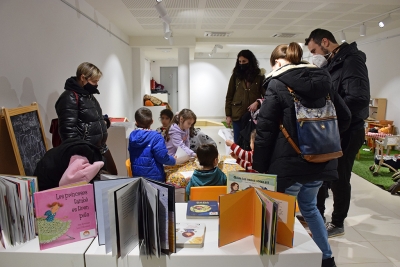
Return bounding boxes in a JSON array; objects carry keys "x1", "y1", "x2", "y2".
[
  {"x1": 253, "y1": 43, "x2": 351, "y2": 267},
  {"x1": 55, "y1": 62, "x2": 117, "y2": 174}
]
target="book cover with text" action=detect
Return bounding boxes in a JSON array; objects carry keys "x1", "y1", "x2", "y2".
[
  {"x1": 186, "y1": 201, "x2": 219, "y2": 219},
  {"x1": 34, "y1": 183, "x2": 96, "y2": 250}
]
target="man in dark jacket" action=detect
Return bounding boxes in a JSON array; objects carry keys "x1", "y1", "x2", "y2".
[{"x1": 306, "y1": 29, "x2": 370, "y2": 238}]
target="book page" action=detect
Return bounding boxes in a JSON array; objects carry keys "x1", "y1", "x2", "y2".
[
  {"x1": 176, "y1": 146, "x2": 190, "y2": 165},
  {"x1": 255, "y1": 189, "x2": 277, "y2": 255},
  {"x1": 143, "y1": 180, "x2": 160, "y2": 258},
  {"x1": 115, "y1": 179, "x2": 140, "y2": 258},
  {"x1": 94, "y1": 178, "x2": 137, "y2": 246},
  {"x1": 218, "y1": 129, "x2": 234, "y2": 155},
  {"x1": 0, "y1": 179, "x2": 12, "y2": 248}
]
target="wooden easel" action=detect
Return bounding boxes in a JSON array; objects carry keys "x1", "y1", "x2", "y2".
[{"x1": 0, "y1": 103, "x2": 48, "y2": 175}]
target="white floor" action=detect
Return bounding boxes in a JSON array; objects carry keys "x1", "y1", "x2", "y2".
[
  {"x1": 323, "y1": 173, "x2": 400, "y2": 267},
  {"x1": 201, "y1": 125, "x2": 400, "y2": 266}
]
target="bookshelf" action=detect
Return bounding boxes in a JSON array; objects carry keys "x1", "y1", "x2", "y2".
[{"x1": 369, "y1": 98, "x2": 387, "y2": 121}]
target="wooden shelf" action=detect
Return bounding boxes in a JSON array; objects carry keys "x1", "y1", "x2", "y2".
[{"x1": 369, "y1": 98, "x2": 387, "y2": 121}]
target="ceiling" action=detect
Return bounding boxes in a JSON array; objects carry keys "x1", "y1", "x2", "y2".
[{"x1": 85, "y1": 0, "x2": 400, "y2": 60}]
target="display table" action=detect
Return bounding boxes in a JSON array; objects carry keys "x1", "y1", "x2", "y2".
[
  {"x1": 165, "y1": 156, "x2": 244, "y2": 188},
  {"x1": 83, "y1": 203, "x2": 322, "y2": 267},
  {"x1": 0, "y1": 237, "x2": 94, "y2": 267}
]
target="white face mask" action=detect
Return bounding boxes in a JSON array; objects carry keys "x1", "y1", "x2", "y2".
[{"x1": 311, "y1": 54, "x2": 328, "y2": 68}]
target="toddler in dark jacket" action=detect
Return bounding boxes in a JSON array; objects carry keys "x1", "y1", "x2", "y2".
[
  {"x1": 129, "y1": 107, "x2": 175, "y2": 182},
  {"x1": 186, "y1": 144, "x2": 227, "y2": 200}
]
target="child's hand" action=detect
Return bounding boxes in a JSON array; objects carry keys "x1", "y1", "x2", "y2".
[
  {"x1": 225, "y1": 140, "x2": 234, "y2": 147},
  {"x1": 230, "y1": 152, "x2": 238, "y2": 159}
]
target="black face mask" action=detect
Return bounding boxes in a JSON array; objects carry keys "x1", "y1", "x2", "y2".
[
  {"x1": 239, "y1": 63, "x2": 249, "y2": 71},
  {"x1": 84, "y1": 82, "x2": 99, "y2": 94}
]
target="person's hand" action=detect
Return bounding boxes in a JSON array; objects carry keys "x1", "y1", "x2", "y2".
[
  {"x1": 248, "y1": 101, "x2": 259, "y2": 112},
  {"x1": 226, "y1": 116, "x2": 232, "y2": 128},
  {"x1": 225, "y1": 140, "x2": 234, "y2": 147},
  {"x1": 174, "y1": 155, "x2": 177, "y2": 160},
  {"x1": 230, "y1": 152, "x2": 238, "y2": 159}
]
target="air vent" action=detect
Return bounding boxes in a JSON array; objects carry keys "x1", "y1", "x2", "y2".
[
  {"x1": 272, "y1": 33, "x2": 297, "y2": 38},
  {"x1": 204, "y1": 31, "x2": 233, "y2": 37}
]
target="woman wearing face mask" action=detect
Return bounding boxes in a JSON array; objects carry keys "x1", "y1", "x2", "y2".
[
  {"x1": 253, "y1": 43, "x2": 351, "y2": 267},
  {"x1": 55, "y1": 62, "x2": 117, "y2": 175},
  {"x1": 225, "y1": 50, "x2": 266, "y2": 143}
]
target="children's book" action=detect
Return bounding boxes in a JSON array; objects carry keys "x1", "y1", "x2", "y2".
[
  {"x1": 95, "y1": 175, "x2": 176, "y2": 259},
  {"x1": 186, "y1": 201, "x2": 219, "y2": 219},
  {"x1": 0, "y1": 175, "x2": 37, "y2": 248},
  {"x1": 176, "y1": 222, "x2": 206, "y2": 248},
  {"x1": 218, "y1": 187, "x2": 296, "y2": 255},
  {"x1": 33, "y1": 183, "x2": 97, "y2": 250},
  {"x1": 227, "y1": 172, "x2": 277, "y2": 193}
]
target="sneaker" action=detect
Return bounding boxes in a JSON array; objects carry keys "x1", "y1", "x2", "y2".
[
  {"x1": 321, "y1": 257, "x2": 337, "y2": 267},
  {"x1": 326, "y1": 222, "x2": 344, "y2": 238}
]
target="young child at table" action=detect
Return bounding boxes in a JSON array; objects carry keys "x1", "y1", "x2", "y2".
[
  {"x1": 156, "y1": 108, "x2": 174, "y2": 137},
  {"x1": 226, "y1": 129, "x2": 256, "y2": 172},
  {"x1": 185, "y1": 144, "x2": 227, "y2": 200},
  {"x1": 165, "y1": 108, "x2": 197, "y2": 158},
  {"x1": 129, "y1": 107, "x2": 175, "y2": 182}
]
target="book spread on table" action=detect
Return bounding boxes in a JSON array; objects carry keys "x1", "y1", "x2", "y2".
[
  {"x1": 176, "y1": 222, "x2": 206, "y2": 248},
  {"x1": 33, "y1": 182, "x2": 97, "y2": 250},
  {"x1": 94, "y1": 175, "x2": 176, "y2": 258},
  {"x1": 227, "y1": 172, "x2": 277, "y2": 193},
  {"x1": 0, "y1": 175, "x2": 37, "y2": 249},
  {"x1": 218, "y1": 187, "x2": 296, "y2": 255},
  {"x1": 186, "y1": 201, "x2": 219, "y2": 219}
]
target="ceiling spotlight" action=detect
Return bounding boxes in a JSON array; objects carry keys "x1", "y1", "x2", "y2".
[
  {"x1": 340, "y1": 31, "x2": 346, "y2": 43},
  {"x1": 360, "y1": 23, "x2": 366, "y2": 36},
  {"x1": 156, "y1": 0, "x2": 162, "y2": 2},
  {"x1": 379, "y1": 15, "x2": 391, "y2": 28},
  {"x1": 154, "y1": 1, "x2": 171, "y2": 24},
  {"x1": 168, "y1": 35, "x2": 174, "y2": 45}
]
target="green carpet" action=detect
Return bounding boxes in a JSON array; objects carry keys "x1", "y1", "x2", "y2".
[{"x1": 352, "y1": 145, "x2": 397, "y2": 190}]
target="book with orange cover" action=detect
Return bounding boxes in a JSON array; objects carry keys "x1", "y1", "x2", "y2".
[{"x1": 218, "y1": 187, "x2": 296, "y2": 255}]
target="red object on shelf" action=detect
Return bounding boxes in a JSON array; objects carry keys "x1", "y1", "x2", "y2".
[{"x1": 151, "y1": 77, "x2": 156, "y2": 90}]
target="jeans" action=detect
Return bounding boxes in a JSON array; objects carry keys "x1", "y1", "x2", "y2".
[
  {"x1": 232, "y1": 120, "x2": 241, "y2": 143},
  {"x1": 317, "y1": 127, "x2": 365, "y2": 227},
  {"x1": 286, "y1": 181, "x2": 332, "y2": 260}
]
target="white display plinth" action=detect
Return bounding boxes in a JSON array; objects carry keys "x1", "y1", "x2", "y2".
[
  {"x1": 85, "y1": 203, "x2": 322, "y2": 267},
  {"x1": 0, "y1": 237, "x2": 94, "y2": 267},
  {"x1": 85, "y1": 237, "x2": 123, "y2": 267}
]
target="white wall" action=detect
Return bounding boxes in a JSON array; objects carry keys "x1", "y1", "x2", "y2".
[
  {"x1": 150, "y1": 58, "x2": 270, "y2": 119},
  {"x1": 0, "y1": 0, "x2": 133, "y2": 147},
  {"x1": 357, "y1": 27, "x2": 400, "y2": 131}
]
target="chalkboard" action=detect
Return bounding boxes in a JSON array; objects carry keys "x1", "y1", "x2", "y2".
[{"x1": 2, "y1": 103, "x2": 48, "y2": 176}]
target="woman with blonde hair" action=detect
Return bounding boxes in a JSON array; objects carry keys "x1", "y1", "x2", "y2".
[
  {"x1": 55, "y1": 62, "x2": 117, "y2": 174},
  {"x1": 253, "y1": 43, "x2": 351, "y2": 267}
]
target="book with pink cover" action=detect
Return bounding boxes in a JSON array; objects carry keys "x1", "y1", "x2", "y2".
[{"x1": 33, "y1": 183, "x2": 97, "y2": 250}]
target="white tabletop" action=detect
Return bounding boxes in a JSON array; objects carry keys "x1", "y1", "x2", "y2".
[
  {"x1": 127, "y1": 203, "x2": 322, "y2": 267},
  {"x1": 0, "y1": 237, "x2": 94, "y2": 267}
]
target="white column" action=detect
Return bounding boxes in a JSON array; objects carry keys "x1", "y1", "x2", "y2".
[
  {"x1": 178, "y1": 47, "x2": 190, "y2": 110},
  {"x1": 131, "y1": 47, "x2": 149, "y2": 115}
]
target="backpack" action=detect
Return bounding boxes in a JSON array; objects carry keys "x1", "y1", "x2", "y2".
[{"x1": 280, "y1": 87, "x2": 342, "y2": 163}]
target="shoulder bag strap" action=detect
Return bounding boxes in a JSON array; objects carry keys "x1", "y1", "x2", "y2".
[{"x1": 279, "y1": 86, "x2": 302, "y2": 156}]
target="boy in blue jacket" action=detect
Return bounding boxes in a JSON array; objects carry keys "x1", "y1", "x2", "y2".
[
  {"x1": 186, "y1": 144, "x2": 227, "y2": 200},
  {"x1": 129, "y1": 107, "x2": 175, "y2": 182}
]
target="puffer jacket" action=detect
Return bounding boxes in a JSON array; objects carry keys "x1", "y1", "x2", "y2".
[
  {"x1": 129, "y1": 129, "x2": 175, "y2": 182},
  {"x1": 55, "y1": 77, "x2": 107, "y2": 148},
  {"x1": 253, "y1": 63, "x2": 351, "y2": 189},
  {"x1": 225, "y1": 69, "x2": 266, "y2": 121},
  {"x1": 324, "y1": 42, "x2": 370, "y2": 131}
]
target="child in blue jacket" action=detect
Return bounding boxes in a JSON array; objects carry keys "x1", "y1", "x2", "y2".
[
  {"x1": 129, "y1": 107, "x2": 175, "y2": 182},
  {"x1": 186, "y1": 144, "x2": 227, "y2": 200}
]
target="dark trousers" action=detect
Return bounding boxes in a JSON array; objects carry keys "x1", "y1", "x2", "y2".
[
  {"x1": 317, "y1": 181, "x2": 329, "y2": 218},
  {"x1": 317, "y1": 127, "x2": 365, "y2": 227}
]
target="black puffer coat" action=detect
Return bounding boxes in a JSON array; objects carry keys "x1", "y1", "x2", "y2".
[
  {"x1": 253, "y1": 63, "x2": 351, "y2": 189},
  {"x1": 324, "y1": 42, "x2": 370, "y2": 131},
  {"x1": 55, "y1": 77, "x2": 107, "y2": 148}
]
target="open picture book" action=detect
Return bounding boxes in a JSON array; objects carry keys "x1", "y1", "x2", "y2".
[
  {"x1": 219, "y1": 187, "x2": 296, "y2": 255},
  {"x1": 94, "y1": 175, "x2": 176, "y2": 258}
]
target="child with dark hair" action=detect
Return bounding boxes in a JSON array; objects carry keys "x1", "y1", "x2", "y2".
[
  {"x1": 129, "y1": 107, "x2": 175, "y2": 182},
  {"x1": 156, "y1": 109, "x2": 174, "y2": 137},
  {"x1": 185, "y1": 144, "x2": 227, "y2": 200}
]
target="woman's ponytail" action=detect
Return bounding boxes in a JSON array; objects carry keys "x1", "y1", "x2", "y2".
[{"x1": 286, "y1": 42, "x2": 303, "y2": 64}]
